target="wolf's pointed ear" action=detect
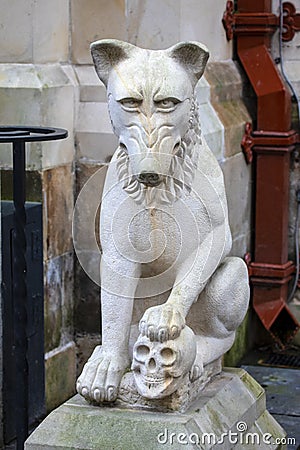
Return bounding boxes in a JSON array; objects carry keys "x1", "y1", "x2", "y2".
[
  {"x1": 90, "y1": 39, "x2": 136, "y2": 86},
  {"x1": 168, "y1": 41, "x2": 209, "y2": 85}
]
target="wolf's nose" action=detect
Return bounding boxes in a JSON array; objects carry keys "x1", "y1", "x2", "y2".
[{"x1": 137, "y1": 171, "x2": 161, "y2": 186}]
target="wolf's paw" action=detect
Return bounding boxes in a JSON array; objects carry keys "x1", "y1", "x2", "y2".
[
  {"x1": 139, "y1": 304, "x2": 185, "y2": 342},
  {"x1": 76, "y1": 346, "x2": 129, "y2": 403}
]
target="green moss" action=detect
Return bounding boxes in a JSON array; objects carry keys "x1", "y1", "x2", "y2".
[
  {"x1": 224, "y1": 310, "x2": 250, "y2": 367},
  {"x1": 241, "y1": 370, "x2": 264, "y2": 398},
  {"x1": 45, "y1": 344, "x2": 76, "y2": 412}
]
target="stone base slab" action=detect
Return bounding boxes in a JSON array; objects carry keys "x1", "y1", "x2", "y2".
[{"x1": 25, "y1": 368, "x2": 286, "y2": 450}]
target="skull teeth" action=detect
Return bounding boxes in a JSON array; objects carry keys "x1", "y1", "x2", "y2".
[
  {"x1": 144, "y1": 376, "x2": 165, "y2": 383},
  {"x1": 145, "y1": 381, "x2": 164, "y2": 389},
  {"x1": 141, "y1": 375, "x2": 172, "y2": 389}
]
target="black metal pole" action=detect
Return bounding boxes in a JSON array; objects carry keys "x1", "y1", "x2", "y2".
[
  {"x1": 0, "y1": 126, "x2": 67, "y2": 448},
  {"x1": 12, "y1": 140, "x2": 29, "y2": 449}
]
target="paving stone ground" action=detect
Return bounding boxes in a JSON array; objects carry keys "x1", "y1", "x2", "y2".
[{"x1": 242, "y1": 365, "x2": 300, "y2": 450}]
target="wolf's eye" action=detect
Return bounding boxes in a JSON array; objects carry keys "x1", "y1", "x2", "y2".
[
  {"x1": 119, "y1": 98, "x2": 142, "y2": 110},
  {"x1": 155, "y1": 98, "x2": 180, "y2": 111}
]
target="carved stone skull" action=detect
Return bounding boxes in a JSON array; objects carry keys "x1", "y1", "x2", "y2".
[{"x1": 131, "y1": 326, "x2": 196, "y2": 399}]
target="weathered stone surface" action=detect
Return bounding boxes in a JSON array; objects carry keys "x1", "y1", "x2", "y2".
[
  {"x1": 42, "y1": 165, "x2": 74, "y2": 260},
  {"x1": 75, "y1": 84, "x2": 223, "y2": 164},
  {"x1": 280, "y1": 27, "x2": 300, "y2": 62},
  {"x1": 74, "y1": 161, "x2": 107, "y2": 250},
  {"x1": 75, "y1": 333, "x2": 101, "y2": 377},
  {"x1": 213, "y1": 100, "x2": 250, "y2": 158},
  {"x1": 195, "y1": 75, "x2": 211, "y2": 105},
  {"x1": 32, "y1": 1, "x2": 69, "y2": 63},
  {"x1": 74, "y1": 161, "x2": 106, "y2": 257},
  {"x1": 126, "y1": 0, "x2": 180, "y2": 49},
  {"x1": 0, "y1": 0, "x2": 33, "y2": 63},
  {"x1": 205, "y1": 61, "x2": 244, "y2": 103},
  {"x1": 205, "y1": 62, "x2": 251, "y2": 158},
  {"x1": 44, "y1": 252, "x2": 74, "y2": 352},
  {"x1": 224, "y1": 311, "x2": 250, "y2": 367},
  {"x1": 25, "y1": 368, "x2": 286, "y2": 450},
  {"x1": 180, "y1": 0, "x2": 232, "y2": 62},
  {"x1": 71, "y1": 0, "x2": 127, "y2": 64},
  {"x1": 76, "y1": 39, "x2": 249, "y2": 406},
  {"x1": 199, "y1": 103, "x2": 224, "y2": 161},
  {"x1": 76, "y1": 160, "x2": 108, "y2": 191},
  {"x1": 45, "y1": 342, "x2": 77, "y2": 413},
  {"x1": 76, "y1": 102, "x2": 118, "y2": 162},
  {"x1": 0, "y1": 170, "x2": 42, "y2": 202},
  {"x1": 74, "y1": 65, "x2": 106, "y2": 102},
  {"x1": 70, "y1": 0, "x2": 232, "y2": 65},
  {"x1": 119, "y1": 358, "x2": 222, "y2": 413},
  {"x1": 74, "y1": 262, "x2": 101, "y2": 335},
  {"x1": 73, "y1": 161, "x2": 105, "y2": 336},
  {"x1": 0, "y1": 64, "x2": 75, "y2": 169},
  {"x1": 289, "y1": 300, "x2": 300, "y2": 346},
  {"x1": 221, "y1": 153, "x2": 252, "y2": 258},
  {"x1": 0, "y1": 0, "x2": 69, "y2": 63}
]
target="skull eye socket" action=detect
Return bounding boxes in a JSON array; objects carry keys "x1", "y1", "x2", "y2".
[
  {"x1": 160, "y1": 347, "x2": 176, "y2": 365},
  {"x1": 135, "y1": 345, "x2": 150, "y2": 362}
]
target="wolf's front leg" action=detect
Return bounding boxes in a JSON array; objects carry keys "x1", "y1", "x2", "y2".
[
  {"x1": 77, "y1": 258, "x2": 140, "y2": 403},
  {"x1": 139, "y1": 225, "x2": 230, "y2": 342},
  {"x1": 140, "y1": 257, "x2": 249, "y2": 381}
]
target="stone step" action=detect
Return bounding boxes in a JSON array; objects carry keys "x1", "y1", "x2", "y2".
[{"x1": 25, "y1": 368, "x2": 286, "y2": 450}]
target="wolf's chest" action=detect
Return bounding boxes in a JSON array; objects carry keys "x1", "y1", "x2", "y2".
[{"x1": 127, "y1": 206, "x2": 198, "y2": 275}]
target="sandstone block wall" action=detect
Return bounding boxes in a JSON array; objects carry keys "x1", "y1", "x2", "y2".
[{"x1": 2, "y1": 1, "x2": 286, "y2": 440}]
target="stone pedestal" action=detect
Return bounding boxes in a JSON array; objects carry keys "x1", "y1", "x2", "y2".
[{"x1": 25, "y1": 368, "x2": 286, "y2": 450}]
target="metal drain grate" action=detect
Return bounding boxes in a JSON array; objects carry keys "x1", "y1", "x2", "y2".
[{"x1": 258, "y1": 352, "x2": 300, "y2": 368}]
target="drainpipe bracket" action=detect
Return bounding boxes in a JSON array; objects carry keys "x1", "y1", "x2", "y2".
[
  {"x1": 281, "y1": 2, "x2": 300, "y2": 42},
  {"x1": 245, "y1": 254, "x2": 295, "y2": 282},
  {"x1": 222, "y1": 1, "x2": 235, "y2": 41},
  {"x1": 222, "y1": 1, "x2": 300, "y2": 41},
  {"x1": 241, "y1": 122, "x2": 254, "y2": 164},
  {"x1": 233, "y1": 1, "x2": 300, "y2": 349},
  {"x1": 251, "y1": 129, "x2": 299, "y2": 147},
  {"x1": 241, "y1": 123, "x2": 298, "y2": 163}
]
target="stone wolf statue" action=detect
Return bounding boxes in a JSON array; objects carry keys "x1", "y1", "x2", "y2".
[{"x1": 76, "y1": 39, "x2": 250, "y2": 403}]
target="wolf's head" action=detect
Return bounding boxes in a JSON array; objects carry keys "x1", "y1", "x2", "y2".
[{"x1": 91, "y1": 39, "x2": 209, "y2": 194}]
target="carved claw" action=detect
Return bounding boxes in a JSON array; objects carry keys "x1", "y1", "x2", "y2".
[
  {"x1": 190, "y1": 358, "x2": 204, "y2": 382},
  {"x1": 76, "y1": 346, "x2": 129, "y2": 403},
  {"x1": 190, "y1": 364, "x2": 202, "y2": 382},
  {"x1": 139, "y1": 304, "x2": 185, "y2": 342}
]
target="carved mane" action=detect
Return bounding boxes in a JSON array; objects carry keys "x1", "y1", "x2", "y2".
[{"x1": 116, "y1": 97, "x2": 201, "y2": 206}]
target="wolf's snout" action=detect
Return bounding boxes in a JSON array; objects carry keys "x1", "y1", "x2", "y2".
[{"x1": 137, "y1": 171, "x2": 162, "y2": 187}]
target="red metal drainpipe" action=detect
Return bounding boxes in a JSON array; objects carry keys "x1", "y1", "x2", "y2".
[{"x1": 226, "y1": 0, "x2": 300, "y2": 347}]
